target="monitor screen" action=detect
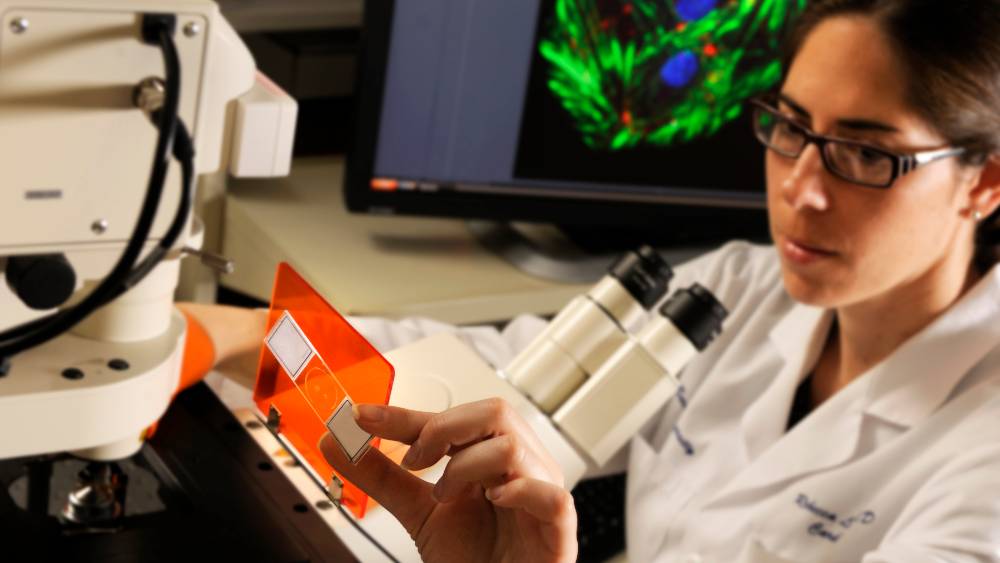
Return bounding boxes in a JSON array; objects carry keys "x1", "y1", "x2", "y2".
[{"x1": 346, "y1": 0, "x2": 808, "y2": 233}]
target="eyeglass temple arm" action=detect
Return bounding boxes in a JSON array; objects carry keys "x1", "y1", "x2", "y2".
[{"x1": 904, "y1": 147, "x2": 966, "y2": 172}]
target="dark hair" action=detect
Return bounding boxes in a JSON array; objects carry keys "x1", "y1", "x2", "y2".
[{"x1": 782, "y1": 0, "x2": 1000, "y2": 271}]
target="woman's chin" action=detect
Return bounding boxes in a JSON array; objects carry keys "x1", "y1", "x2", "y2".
[{"x1": 781, "y1": 269, "x2": 842, "y2": 308}]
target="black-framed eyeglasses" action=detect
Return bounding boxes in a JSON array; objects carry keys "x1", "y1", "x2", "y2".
[{"x1": 749, "y1": 97, "x2": 966, "y2": 189}]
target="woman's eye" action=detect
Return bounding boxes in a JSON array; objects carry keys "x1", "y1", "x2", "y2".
[
  {"x1": 774, "y1": 119, "x2": 799, "y2": 136},
  {"x1": 857, "y1": 147, "x2": 884, "y2": 164}
]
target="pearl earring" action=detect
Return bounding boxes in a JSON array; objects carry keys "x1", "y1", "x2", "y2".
[{"x1": 974, "y1": 209, "x2": 983, "y2": 222}]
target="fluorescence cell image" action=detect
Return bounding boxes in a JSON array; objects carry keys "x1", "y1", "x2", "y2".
[{"x1": 540, "y1": 0, "x2": 808, "y2": 150}]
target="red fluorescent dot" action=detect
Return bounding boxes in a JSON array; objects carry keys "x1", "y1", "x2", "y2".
[
  {"x1": 703, "y1": 43, "x2": 718, "y2": 56},
  {"x1": 621, "y1": 110, "x2": 633, "y2": 125},
  {"x1": 623, "y1": 3, "x2": 633, "y2": 14},
  {"x1": 676, "y1": 22, "x2": 687, "y2": 31},
  {"x1": 600, "y1": 18, "x2": 611, "y2": 29}
]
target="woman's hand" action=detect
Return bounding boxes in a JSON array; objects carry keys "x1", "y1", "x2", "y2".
[{"x1": 319, "y1": 398, "x2": 578, "y2": 563}]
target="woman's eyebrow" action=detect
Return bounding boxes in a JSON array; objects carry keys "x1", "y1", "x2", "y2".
[
  {"x1": 777, "y1": 92, "x2": 900, "y2": 133},
  {"x1": 837, "y1": 117, "x2": 899, "y2": 133},
  {"x1": 777, "y1": 93, "x2": 811, "y2": 119}
]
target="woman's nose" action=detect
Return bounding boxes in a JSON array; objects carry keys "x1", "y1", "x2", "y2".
[{"x1": 781, "y1": 144, "x2": 830, "y2": 212}]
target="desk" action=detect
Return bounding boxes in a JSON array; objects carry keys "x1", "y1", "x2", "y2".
[{"x1": 222, "y1": 156, "x2": 589, "y2": 324}]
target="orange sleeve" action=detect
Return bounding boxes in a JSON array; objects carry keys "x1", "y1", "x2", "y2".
[
  {"x1": 144, "y1": 310, "x2": 217, "y2": 439},
  {"x1": 177, "y1": 309, "x2": 216, "y2": 394}
]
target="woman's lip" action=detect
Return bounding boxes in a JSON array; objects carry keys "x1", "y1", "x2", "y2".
[
  {"x1": 782, "y1": 237, "x2": 837, "y2": 265},
  {"x1": 787, "y1": 237, "x2": 835, "y2": 255}
]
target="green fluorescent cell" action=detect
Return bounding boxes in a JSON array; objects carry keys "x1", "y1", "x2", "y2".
[{"x1": 539, "y1": 0, "x2": 807, "y2": 150}]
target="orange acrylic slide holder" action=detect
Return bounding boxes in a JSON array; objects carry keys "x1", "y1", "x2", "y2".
[{"x1": 252, "y1": 263, "x2": 395, "y2": 519}]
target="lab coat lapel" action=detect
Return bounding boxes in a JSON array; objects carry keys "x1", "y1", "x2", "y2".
[
  {"x1": 738, "y1": 303, "x2": 833, "y2": 462},
  {"x1": 863, "y1": 266, "x2": 1000, "y2": 426},
  {"x1": 707, "y1": 302, "x2": 857, "y2": 508}
]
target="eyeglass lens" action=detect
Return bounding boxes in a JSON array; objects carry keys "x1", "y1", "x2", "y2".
[{"x1": 752, "y1": 106, "x2": 893, "y2": 187}]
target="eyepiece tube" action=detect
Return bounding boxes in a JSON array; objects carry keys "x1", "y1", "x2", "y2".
[
  {"x1": 553, "y1": 284, "x2": 727, "y2": 466},
  {"x1": 505, "y1": 247, "x2": 673, "y2": 413}
]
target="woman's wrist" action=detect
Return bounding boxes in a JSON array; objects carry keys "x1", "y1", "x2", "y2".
[{"x1": 176, "y1": 302, "x2": 269, "y2": 369}]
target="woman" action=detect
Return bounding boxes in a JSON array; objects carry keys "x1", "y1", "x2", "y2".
[{"x1": 315, "y1": 0, "x2": 1000, "y2": 561}]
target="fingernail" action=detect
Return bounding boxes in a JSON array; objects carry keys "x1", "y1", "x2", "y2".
[
  {"x1": 485, "y1": 485, "x2": 503, "y2": 501},
  {"x1": 353, "y1": 404, "x2": 385, "y2": 423},
  {"x1": 400, "y1": 445, "x2": 421, "y2": 470}
]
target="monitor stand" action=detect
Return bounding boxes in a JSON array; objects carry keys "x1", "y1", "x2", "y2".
[{"x1": 466, "y1": 221, "x2": 722, "y2": 285}]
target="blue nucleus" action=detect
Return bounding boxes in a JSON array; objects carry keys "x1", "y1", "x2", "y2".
[
  {"x1": 660, "y1": 50, "x2": 700, "y2": 88},
  {"x1": 675, "y1": 0, "x2": 718, "y2": 21}
]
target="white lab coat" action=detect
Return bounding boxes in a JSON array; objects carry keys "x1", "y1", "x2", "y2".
[
  {"x1": 344, "y1": 240, "x2": 1000, "y2": 563},
  {"x1": 626, "y1": 241, "x2": 1000, "y2": 563}
]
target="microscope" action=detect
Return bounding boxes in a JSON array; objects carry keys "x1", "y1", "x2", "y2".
[
  {"x1": 0, "y1": 4, "x2": 727, "y2": 560},
  {"x1": 0, "y1": 0, "x2": 294, "y2": 533},
  {"x1": 384, "y1": 246, "x2": 727, "y2": 490}
]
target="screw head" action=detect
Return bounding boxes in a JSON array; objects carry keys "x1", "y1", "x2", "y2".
[
  {"x1": 133, "y1": 77, "x2": 166, "y2": 113},
  {"x1": 10, "y1": 17, "x2": 28, "y2": 34},
  {"x1": 183, "y1": 22, "x2": 201, "y2": 37},
  {"x1": 62, "y1": 367, "x2": 84, "y2": 380},
  {"x1": 91, "y1": 219, "x2": 108, "y2": 235}
]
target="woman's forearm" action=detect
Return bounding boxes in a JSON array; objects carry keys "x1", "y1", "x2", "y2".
[{"x1": 176, "y1": 302, "x2": 268, "y2": 372}]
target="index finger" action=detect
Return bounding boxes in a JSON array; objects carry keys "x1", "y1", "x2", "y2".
[
  {"x1": 352, "y1": 403, "x2": 434, "y2": 444},
  {"x1": 402, "y1": 398, "x2": 533, "y2": 471}
]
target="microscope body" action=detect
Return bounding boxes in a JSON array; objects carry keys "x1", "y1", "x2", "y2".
[
  {"x1": 0, "y1": 0, "x2": 294, "y2": 461},
  {"x1": 388, "y1": 293, "x2": 721, "y2": 489},
  {"x1": 393, "y1": 249, "x2": 726, "y2": 488}
]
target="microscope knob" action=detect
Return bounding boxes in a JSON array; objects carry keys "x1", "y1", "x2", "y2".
[{"x1": 5, "y1": 253, "x2": 77, "y2": 310}]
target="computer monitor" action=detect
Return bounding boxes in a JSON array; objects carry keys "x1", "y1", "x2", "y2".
[{"x1": 346, "y1": 0, "x2": 807, "y2": 246}]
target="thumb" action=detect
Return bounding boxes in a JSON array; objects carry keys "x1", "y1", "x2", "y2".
[{"x1": 319, "y1": 432, "x2": 434, "y2": 534}]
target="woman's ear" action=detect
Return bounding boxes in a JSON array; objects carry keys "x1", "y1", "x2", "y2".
[{"x1": 968, "y1": 156, "x2": 1000, "y2": 219}]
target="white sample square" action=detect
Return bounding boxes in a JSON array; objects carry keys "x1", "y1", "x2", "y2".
[
  {"x1": 326, "y1": 398, "x2": 372, "y2": 463},
  {"x1": 264, "y1": 311, "x2": 315, "y2": 381}
]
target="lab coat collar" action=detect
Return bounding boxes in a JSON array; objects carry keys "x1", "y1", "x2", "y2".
[
  {"x1": 768, "y1": 300, "x2": 833, "y2": 364},
  {"x1": 862, "y1": 264, "x2": 1000, "y2": 427},
  {"x1": 736, "y1": 302, "x2": 833, "y2": 462}
]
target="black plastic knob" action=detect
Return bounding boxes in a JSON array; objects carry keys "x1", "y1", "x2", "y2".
[
  {"x1": 659, "y1": 284, "x2": 728, "y2": 351},
  {"x1": 5, "y1": 254, "x2": 77, "y2": 310},
  {"x1": 608, "y1": 245, "x2": 674, "y2": 309}
]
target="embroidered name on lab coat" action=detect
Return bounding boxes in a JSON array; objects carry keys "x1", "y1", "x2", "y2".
[
  {"x1": 796, "y1": 493, "x2": 876, "y2": 543},
  {"x1": 672, "y1": 385, "x2": 695, "y2": 455}
]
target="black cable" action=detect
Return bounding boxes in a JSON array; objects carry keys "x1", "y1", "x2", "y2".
[
  {"x1": 112, "y1": 117, "x2": 195, "y2": 299},
  {"x1": 0, "y1": 315, "x2": 48, "y2": 341},
  {"x1": 0, "y1": 15, "x2": 180, "y2": 358},
  {"x1": 334, "y1": 500, "x2": 401, "y2": 563}
]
